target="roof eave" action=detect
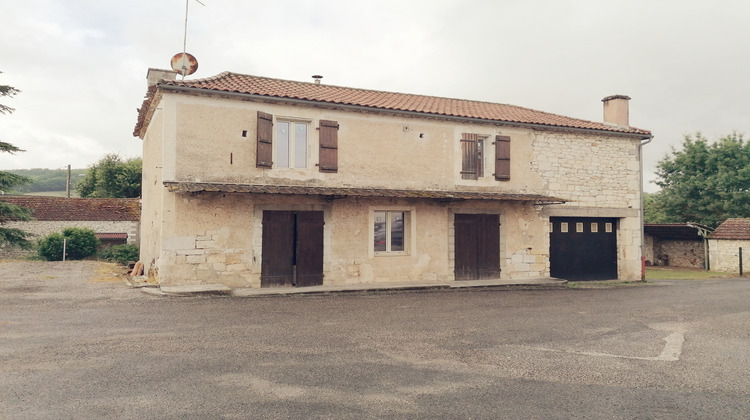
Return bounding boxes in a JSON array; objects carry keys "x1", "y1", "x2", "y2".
[
  {"x1": 157, "y1": 84, "x2": 651, "y2": 139},
  {"x1": 163, "y1": 181, "x2": 566, "y2": 204}
]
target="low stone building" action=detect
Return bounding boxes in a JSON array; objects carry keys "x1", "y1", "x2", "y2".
[
  {"x1": 133, "y1": 70, "x2": 652, "y2": 288},
  {"x1": 0, "y1": 196, "x2": 140, "y2": 259},
  {"x1": 708, "y1": 218, "x2": 750, "y2": 274},
  {"x1": 644, "y1": 224, "x2": 706, "y2": 268}
]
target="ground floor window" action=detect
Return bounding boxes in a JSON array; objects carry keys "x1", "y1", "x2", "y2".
[{"x1": 374, "y1": 210, "x2": 408, "y2": 254}]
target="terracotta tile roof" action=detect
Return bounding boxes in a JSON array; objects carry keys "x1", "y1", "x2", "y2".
[
  {"x1": 710, "y1": 218, "x2": 750, "y2": 240},
  {"x1": 0, "y1": 196, "x2": 140, "y2": 221},
  {"x1": 134, "y1": 72, "x2": 651, "y2": 138},
  {"x1": 163, "y1": 181, "x2": 566, "y2": 204}
]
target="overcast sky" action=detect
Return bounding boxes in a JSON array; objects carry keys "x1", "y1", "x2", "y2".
[{"x1": 1, "y1": 0, "x2": 749, "y2": 192}]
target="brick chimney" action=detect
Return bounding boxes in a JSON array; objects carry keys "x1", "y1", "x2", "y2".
[
  {"x1": 146, "y1": 68, "x2": 178, "y2": 87},
  {"x1": 602, "y1": 94, "x2": 631, "y2": 127}
]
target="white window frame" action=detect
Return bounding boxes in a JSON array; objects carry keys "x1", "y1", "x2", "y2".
[
  {"x1": 275, "y1": 118, "x2": 309, "y2": 169},
  {"x1": 373, "y1": 210, "x2": 411, "y2": 256}
]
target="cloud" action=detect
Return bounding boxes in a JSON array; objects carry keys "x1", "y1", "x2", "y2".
[{"x1": 0, "y1": 0, "x2": 748, "y2": 194}]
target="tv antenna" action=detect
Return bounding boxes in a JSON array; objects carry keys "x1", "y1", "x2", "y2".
[{"x1": 172, "y1": 0, "x2": 205, "y2": 79}]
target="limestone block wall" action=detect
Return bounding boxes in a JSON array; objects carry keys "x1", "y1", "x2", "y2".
[
  {"x1": 708, "y1": 239, "x2": 750, "y2": 274},
  {"x1": 532, "y1": 131, "x2": 641, "y2": 208},
  {"x1": 0, "y1": 220, "x2": 140, "y2": 259}
]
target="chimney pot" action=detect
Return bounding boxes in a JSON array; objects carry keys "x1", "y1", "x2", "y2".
[
  {"x1": 602, "y1": 94, "x2": 631, "y2": 127},
  {"x1": 312, "y1": 75, "x2": 323, "y2": 85}
]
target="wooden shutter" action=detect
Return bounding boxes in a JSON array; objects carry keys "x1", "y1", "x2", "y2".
[
  {"x1": 256, "y1": 111, "x2": 273, "y2": 169},
  {"x1": 494, "y1": 135, "x2": 511, "y2": 180},
  {"x1": 318, "y1": 120, "x2": 339, "y2": 173},
  {"x1": 460, "y1": 133, "x2": 478, "y2": 180}
]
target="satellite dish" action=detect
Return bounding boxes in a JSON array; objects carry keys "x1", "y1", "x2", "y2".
[{"x1": 171, "y1": 52, "x2": 199, "y2": 76}]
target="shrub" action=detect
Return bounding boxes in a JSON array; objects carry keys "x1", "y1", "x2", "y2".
[
  {"x1": 98, "y1": 244, "x2": 139, "y2": 265},
  {"x1": 37, "y1": 227, "x2": 100, "y2": 261}
]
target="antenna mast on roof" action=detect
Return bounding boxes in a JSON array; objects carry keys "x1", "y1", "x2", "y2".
[{"x1": 172, "y1": 0, "x2": 204, "y2": 79}]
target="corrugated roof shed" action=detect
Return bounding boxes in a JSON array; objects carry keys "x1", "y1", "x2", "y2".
[
  {"x1": 644, "y1": 224, "x2": 703, "y2": 241},
  {"x1": 0, "y1": 196, "x2": 140, "y2": 221},
  {"x1": 710, "y1": 218, "x2": 750, "y2": 240},
  {"x1": 134, "y1": 72, "x2": 652, "y2": 138}
]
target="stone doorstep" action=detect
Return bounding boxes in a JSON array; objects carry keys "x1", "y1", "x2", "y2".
[
  {"x1": 148, "y1": 278, "x2": 566, "y2": 297},
  {"x1": 160, "y1": 283, "x2": 232, "y2": 295},
  {"x1": 228, "y1": 277, "x2": 566, "y2": 297}
]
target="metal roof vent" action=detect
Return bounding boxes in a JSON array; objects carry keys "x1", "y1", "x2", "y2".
[{"x1": 312, "y1": 75, "x2": 323, "y2": 85}]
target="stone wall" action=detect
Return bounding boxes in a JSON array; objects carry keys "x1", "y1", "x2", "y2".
[
  {"x1": 140, "y1": 91, "x2": 645, "y2": 287},
  {"x1": 645, "y1": 235, "x2": 705, "y2": 268},
  {"x1": 532, "y1": 131, "x2": 640, "y2": 209},
  {"x1": 708, "y1": 239, "x2": 750, "y2": 274},
  {"x1": 148, "y1": 191, "x2": 550, "y2": 288},
  {"x1": 0, "y1": 220, "x2": 139, "y2": 259}
]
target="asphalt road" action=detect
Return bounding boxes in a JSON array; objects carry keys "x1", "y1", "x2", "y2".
[{"x1": 1, "y1": 261, "x2": 749, "y2": 419}]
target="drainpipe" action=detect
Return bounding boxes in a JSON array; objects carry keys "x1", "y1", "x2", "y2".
[{"x1": 638, "y1": 135, "x2": 654, "y2": 281}]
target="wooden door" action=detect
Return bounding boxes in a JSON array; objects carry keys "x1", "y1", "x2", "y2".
[
  {"x1": 455, "y1": 214, "x2": 500, "y2": 280},
  {"x1": 261, "y1": 210, "x2": 324, "y2": 288},
  {"x1": 295, "y1": 211, "x2": 324, "y2": 287}
]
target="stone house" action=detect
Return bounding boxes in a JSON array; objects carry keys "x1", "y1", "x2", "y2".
[
  {"x1": 708, "y1": 218, "x2": 750, "y2": 274},
  {"x1": 133, "y1": 69, "x2": 652, "y2": 288},
  {"x1": 644, "y1": 224, "x2": 706, "y2": 269},
  {"x1": 0, "y1": 196, "x2": 140, "y2": 259}
]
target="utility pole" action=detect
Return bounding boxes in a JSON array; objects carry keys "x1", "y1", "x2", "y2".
[{"x1": 66, "y1": 164, "x2": 71, "y2": 198}]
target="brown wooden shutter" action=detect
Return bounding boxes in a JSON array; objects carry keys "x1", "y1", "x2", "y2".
[
  {"x1": 460, "y1": 133, "x2": 478, "y2": 180},
  {"x1": 494, "y1": 135, "x2": 511, "y2": 180},
  {"x1": 256, "y1": 111, "x2": 273, "y2": 169},
  {"x1": 318, "y1": 120, "x2": 339, "y2": 173}
]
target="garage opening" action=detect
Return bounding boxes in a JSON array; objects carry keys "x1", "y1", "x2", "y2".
[
  {"x1": 550, "y1": 217, "x2": 617, "y2": 281},
  {"x1": 261, "y1": 210, "x2": 324, "y2": 288}
]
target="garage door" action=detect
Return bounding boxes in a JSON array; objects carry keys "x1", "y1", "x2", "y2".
[{"x1": 550, "y1": 217, "x2": 617, "y2": 281}]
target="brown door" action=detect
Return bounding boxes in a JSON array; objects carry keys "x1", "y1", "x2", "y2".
[
  {"x1": 295, "y1": 211, "x2": 325, "y2": 287},
  {"x1": 454, "y1": 214, "x2": 500, "y2": 280},
  {"x1": 261, "y1": 210, "x2": 324, "y2": 288}
]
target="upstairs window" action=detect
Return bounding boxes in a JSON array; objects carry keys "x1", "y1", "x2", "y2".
[
  {"x1": 256, "y1": 112, "x2": 338, "y2": 172},
  {"x1": 461, "y1": 133, "x2": 511, "y2": 181},
  {"x1": 460, "y1": 133, "x2": 481, "y2": 180},
  {"x1": 276, "y1": 121, "x2": 308, "y2": 168}
]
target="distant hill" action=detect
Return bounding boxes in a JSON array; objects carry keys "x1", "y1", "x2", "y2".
[{"x1": 4, "y1": 168, "x2": 88, "y2": 195}]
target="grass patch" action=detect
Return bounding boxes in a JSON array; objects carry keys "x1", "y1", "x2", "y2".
[
  {"x1": 646, "y1": 267, "x2": 734, "y2": 280},
  {"x1": 89, "y1": 262, "x2": 130, "y2": 283}
]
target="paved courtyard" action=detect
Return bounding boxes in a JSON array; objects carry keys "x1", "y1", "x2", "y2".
[{"x1": 1, "y1": 261, "x2": 749, "y2": 419}]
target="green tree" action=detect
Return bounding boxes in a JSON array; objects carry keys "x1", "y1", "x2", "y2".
[
  {"x1": 77, "y1": 154, "x2": 142, "y2": 198},
  {"x1": 648, "y1": 132, "x2": 750, "y2": 228},
  {"x1": 37, "y1": 227, "x2": 100, "y2": 261},
  {"x1": 0, "y1": 73, "x2": 33, "y2": 249}
]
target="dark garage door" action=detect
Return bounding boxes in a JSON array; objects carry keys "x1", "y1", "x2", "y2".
[
  {"x1": 261, "y1": 210, "x2": 324, "y2": 288},
  {"x1": 550, "y1": 217, "x2": 617, "y2": 281}
]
